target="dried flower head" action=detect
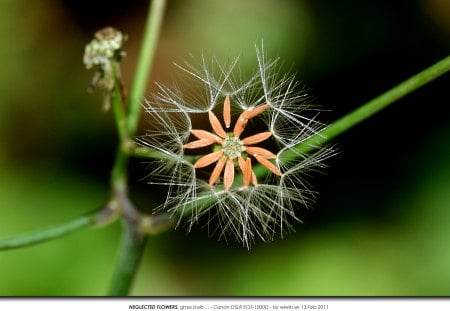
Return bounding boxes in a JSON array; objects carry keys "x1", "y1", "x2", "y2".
[
  {"x1": 141, "y1": 44, "x2": 333, "y2": 248},
  {"x1": 84, "y1": 27, "x2": 127, "y2": 110},
  {"x1": 83, "y1": 27, "x2": 126, "y2": 71}
]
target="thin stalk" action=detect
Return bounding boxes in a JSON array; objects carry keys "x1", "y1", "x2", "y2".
[
  {"x1": 110, "y1": 59, "x2": 131, "y2": 193},
  {"x1": 126, "y1": 145, "x2": 168, "y2": 160},
  {"x1": 108, "y1": 0, "x2": 167, "y2": 296},
  {"x1": 280, "y1": 55, "x2": 450, "y2": 162},
  {"x1": 108, "y1": 223, "x2": 147, "y2": 296},
  {"x1": 111, "y1": 62, "x2": 129, "y2": 145},
  {"x1": 108, "y1": 150, "x2": 145, "y2": 296},
  {"x1": 110, "y1": 148, "x2": 129, "y2": 193},
  {"x1": 128, "y1": 145, "x2": 197, "y2": 162},
  {"x1": 127, "y1": 0, "x2": 167, "y2": 135},
  {"x1": 108, "y1": 194, "x2": 147, "y2": 296},
  {"x1": 0, "y1": 210, "x2": 100, "y2": 251}
]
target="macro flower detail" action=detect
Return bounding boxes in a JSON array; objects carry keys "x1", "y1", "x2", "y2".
[
  {"x1": 184, "y1": 95, "x2": 281, "y2": 191},
  {"x1": 141, "y1": 45, "x2": 334, "y2": 247}
]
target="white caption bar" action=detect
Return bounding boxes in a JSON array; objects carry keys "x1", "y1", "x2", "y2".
[{"x1": 0, "y1": 298, "x2": 449, "y2": 311}]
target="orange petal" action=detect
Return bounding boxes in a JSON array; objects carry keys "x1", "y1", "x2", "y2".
[
  {"x1": 238, "y1": 156, "x2": 257, "y2": 186},
  {"x1": 208, "y1": 111, "x2": 227, "y2": 138},
  {"x1": 241, "y1": 131, "x2": 272, "y2": 145},
  {"x1": 191, "y1": 129, "x2": 222, "y2": 143},
  {"x1": 209, "y1": 156, "x2": 226, "y2": 186},
  {"x1": 251, "y1": 171, "x2": 258, "y2": 186},
  {"x1": 237, "y1": 156, "x2": 246, "y2": 170},
  {"x1": 237, "y1": 156, "x2": 249, "y2": 186},
  {"x1": 184, "y1": 139, "x2": 215, "y2": 149},
  {"x1": 223, "y1": 95, "x2": 231, "y2": 128},
  {"x1": 224, "y1": 158, "x2": 235, "y2": 191},
  {"x1": 233, "y1": 113, "x2": 248, "y2": 137},
  {"x1": 194, "y1": 150, "x2": 223, "y2": 168},
  {"x1": 243, "y1": 158, "x2": 252, "y2": 186},
  {"x1": 254, "y1": 155, "x2": 282, "y2": 176},
  {"x1": 245, "y1": 146, "x2": 277, "y2": 159},
  {"x1": 242, "y1": 103, "x2": 269, "y2": 119}
]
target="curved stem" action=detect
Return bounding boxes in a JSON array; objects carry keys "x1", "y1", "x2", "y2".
[
  {"x1": 0, "y1": 210, "x2": 101, "y2": 251},
  {"x1": 127, "y1": 0, "x2": 167, "y2": 135},
  {"x1": 280, "y1": 55, "x2": 450, "y2": 162}
]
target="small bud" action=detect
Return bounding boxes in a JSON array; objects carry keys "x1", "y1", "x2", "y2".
[
  {"x1": 83, "y1": 27, "x2": 126, "y2": 70},
  {"x1": 83, "y1": 27, "x2": 127, "y2": 110}
]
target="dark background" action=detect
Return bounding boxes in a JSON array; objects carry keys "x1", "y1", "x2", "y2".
[{"x1": 0, "y1": 0, "x2": 449, "y2": 295}]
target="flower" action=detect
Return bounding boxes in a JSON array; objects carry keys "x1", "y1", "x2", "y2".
[
  {"x1": 84, "y1": 27, "x2": 127, "y2": 110},
  {"x1": 184, "y1": 95, "x2": 281, "y2": 191},
  {"x1": 141, "y1": 44, "x2": 333, "y2": 248},
  {"x1": 83, "y1": 27, "x2": 126, "y2": 72}
]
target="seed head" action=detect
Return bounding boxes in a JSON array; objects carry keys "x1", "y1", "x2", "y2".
[{"x1": 140, "y1": 44, "x2": 334, "y2": 248}]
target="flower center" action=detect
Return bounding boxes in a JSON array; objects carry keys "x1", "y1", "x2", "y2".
[{"x1": 222, "y1": 136, "x2": 245, "y2": 159}]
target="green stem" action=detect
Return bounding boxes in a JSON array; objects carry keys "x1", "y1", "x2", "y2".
[
  {"x1": 110, "y1": 58, "x2": 130, "y2": 192},
  {"x1": 108, "y1": 0, "x2": 167, "y2": 296},
  {"x1": 128, "y1": 145, "x2": 197, "y2": 162},
  {"x1": 111, "y1": 148, "x2": 129, "y2": 194},
  {"x1": 0, "y1": 210, "x2": 100, "y2": 251},
  {"x1": 281, "y1": 55, "x2": 450, "y2": 162},
  {"x1": 108, "y1": 183, "x2": 146, "y2": 296},
  {"x1": 108, "y1": 191, "x2": 147, "y2": 296},
  {"x1": 108, "y1": 222, "x2": 147, "y2": 296},
  {"x1": 126, "y1": 146, "x2": 168, "y2": 160},
  {"x1": 111, "y1": 62, "x2": 129, "y2": 145},
  {"x1": 127, "y1": 0, "x2": 167, "y2": 135}
]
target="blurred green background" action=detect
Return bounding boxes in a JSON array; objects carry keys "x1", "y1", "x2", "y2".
[{"x1": 0, "y1": 0, "x2": 449, "y2": 296}]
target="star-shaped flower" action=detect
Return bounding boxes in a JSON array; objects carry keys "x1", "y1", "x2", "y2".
[
  {"x1": 141, "y1": 45, "x2": 334, "y2": 247},
  {"x1": 184, "y1": 95, "x2": 282, "y2": 191}
]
